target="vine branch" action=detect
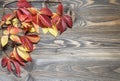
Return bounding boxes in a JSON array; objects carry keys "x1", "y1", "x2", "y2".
[{"x1": 3, "y1": 0, "x2": 62, "y2": 8}]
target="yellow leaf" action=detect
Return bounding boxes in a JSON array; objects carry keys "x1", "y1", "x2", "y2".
[
  {"x1": 42, "y1": 25, "x2": 58, "y2": 37},
  {"x1": 1, "y1": 36, "x2": 8, "y2": 47},
  {"x1": 10, "y1": 35, "x2": 21, "y2": 43},
  {"x1": 12, "y1": 18, "x2": 19, "y2": 27},
  {"x1": 22, "y1": 22, "x2": 31, "y2": 28},
  {"x1": 32, "y1": 22, "x2": 40, "y2": 33},
  {"x1": 18, "y1": 45, "x2": 29, "y2": 52},
  {"x1": 3, "y1": 30, "x2": 9, "y2": 35},
  {"x1": 17, "y1": 46, "x2": 31, "y2": 61},
  {"x1": 48, "y1": 25, "x2": 58, "y2": 37},
  {"x1": 5, "y1": 20, "x2": 11, "y2": 25},
  {"x1": 29, "y1": 27, "x2": 36, "y2": 33},
  {"x1": 42, "y1": 28, "x2": 49, "y2": 34}
]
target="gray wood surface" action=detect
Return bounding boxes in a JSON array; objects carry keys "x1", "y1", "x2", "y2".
[{"x1": 0, "y1": 0, "x2": 120, "y2": 81}]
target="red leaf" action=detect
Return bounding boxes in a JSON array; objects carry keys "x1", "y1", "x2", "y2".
[
  {"x1": 56, "y1": 18, "x2": 67, "y2": 34},
  {"x1": 18, "y1": 8, "x2": 32, "y2": 22},
  {"x1": 7, "y1": 60, "x2": 12, "y2": 72},
  {"x1": 39, "y1": 14, "x2": 52, "y2": 27},
  {"x1": 24, "y1": 17, "x2": 32, "y2": 22},
  {"x1": 52, "y1": 15, "x2": 60, "y2": 24},
  {"x1": 2, "y1": 14, "x2": 14, "y2": 21},
  {"x1": 16, "y1": 10, "x2": 28, "y2": 21},
  {"x1": 1, "y1": 57, "x2": 9, "y2": 67},
  {"x1": 32, "y1": 15, "x2": 45, "y2": 27},
  {"x1": 40, "y1": 7, "x2": 52, "y2": 16},
  {"x1": 19, "y1": 8, "x2": 30, "y2": 15},
  {"x1": 63, "y1": 15, "x2": 73, "y2": 28},
  {"x1": 26, "y1": 34, "x2": 40, "y2": 43},
  {"x1": 56, "y1": 19, "x2": 62, "y2": 31},
  {"x1": 12, "y1": 48, "x2": 25, "y2": 66},
  {"x1": 60, "y1": 19, "x2": 67, "y2": 34},
  {"x1": 17, "y1": 0, "x2": 31, "y2": 8},
  {"x1": 11, "y1": 60, "x2": 21, "y2": 77},
  {"x1": 57, "y1": 4, "x2": 63, "y2": 15},
  {"x1": 19, "y1": 61, "x2": 26, "y2": 66},
  {"x1": 32, "y1": 15, "x2": 38, "y2": 25},
  {"x1": 20, "y1": 36, "x2": 33, "y2": 51}
]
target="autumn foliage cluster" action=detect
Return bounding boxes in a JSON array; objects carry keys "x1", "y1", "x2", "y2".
[{"x1": 0, "y1": 0, "x2": 73, "y2": 77}]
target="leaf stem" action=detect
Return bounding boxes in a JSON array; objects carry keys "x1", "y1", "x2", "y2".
[{"x1": 2, "y1": 50, "x2": 10, "y2": 57}]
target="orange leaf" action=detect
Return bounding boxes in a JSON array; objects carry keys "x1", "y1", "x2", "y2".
[
  {"x1": 26, "y1": 34, "x2": 40, "y2": 43},
  {"x1": 52, "y1": 14, "x2": 60, "y2": 24},
  {"x1": 0, "y1": 21, "x2": 5, "y2": 27},
  {"x1": 10, "y1": 27, "x2": 21, "y2": 34}
]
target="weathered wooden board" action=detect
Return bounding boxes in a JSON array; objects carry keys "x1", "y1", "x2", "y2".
[{"x1": 0, "y1": 0, "x2": 120, "y2": 81}]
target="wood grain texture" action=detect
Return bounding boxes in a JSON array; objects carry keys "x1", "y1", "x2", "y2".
[
  {"x1": 31, "y1": 0, "x2": 120, "y2": 81},
  {"x1": 0, "y1": 0, "x2": 120, "y2": 81}
]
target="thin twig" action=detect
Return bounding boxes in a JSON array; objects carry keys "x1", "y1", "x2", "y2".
[
  {"x1": 3, "y1": 0, "x2": 61, "y2": 8},
  {"x1": 0, "y1": 7, "x2": 5, "y2": 57}
]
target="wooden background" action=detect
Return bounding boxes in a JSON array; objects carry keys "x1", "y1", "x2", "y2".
[{"x1": 0, "y1": 0, "x2": 120, "y2": 81}]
